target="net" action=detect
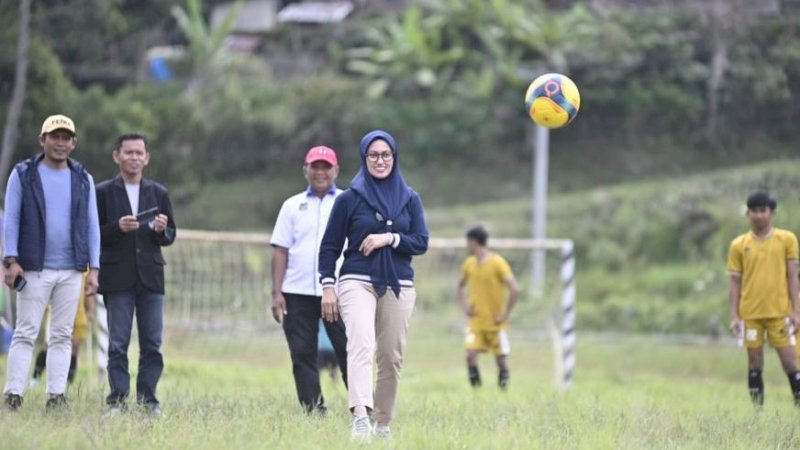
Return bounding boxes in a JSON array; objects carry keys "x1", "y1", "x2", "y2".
[{"x1": 161, "y1": 230, "x2": 577, "y2": 387}]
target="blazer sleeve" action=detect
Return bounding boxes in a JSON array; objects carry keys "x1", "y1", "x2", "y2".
[
  {"x1": 97, "y1": 183, "x2": 126, "y2": 246},
  {"x1": 393, "y1": 193, "x2": 429, "y2": 256},
  {"x1": 319, "y1": 193, "x2": 350, "y2": 286},
  {"x1": 154, "y1": 185, "x2": 176, "y2": 247}
]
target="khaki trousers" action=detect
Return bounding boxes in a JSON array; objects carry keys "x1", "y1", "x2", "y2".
[
  {"x1": 338, "y1": 279, "x2": 415, "y2": 424},
  {"x1": 4, "y1": 270, "x2": 82, "y2": 396}
]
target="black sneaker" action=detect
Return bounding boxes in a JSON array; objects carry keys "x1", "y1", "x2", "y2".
[
  {"x1": 45, "y1": 394, "x2": 68, "y2": 411},
  {"x1": 4, "y1": 394, "x2": 23, "y2": 411}
]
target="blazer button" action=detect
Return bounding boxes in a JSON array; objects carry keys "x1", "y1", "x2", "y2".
[{"x1": 136, "y1": 248, "x2": 141, "y2": 253}]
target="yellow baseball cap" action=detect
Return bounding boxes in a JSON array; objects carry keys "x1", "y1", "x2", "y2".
[{"x1": 40, "y1": 114, "x2": 76, "y2": 136}]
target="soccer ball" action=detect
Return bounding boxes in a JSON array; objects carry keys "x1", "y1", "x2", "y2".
[{"x1": 524, "y1": 73, "x2": 581, "y2": 129}]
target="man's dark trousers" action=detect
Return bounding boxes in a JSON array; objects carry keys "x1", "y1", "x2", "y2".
[
  {"x1": 282, "y1": 293, "x2": 348, "y2": 412},
  {"x1": 106, "y1": 282, "x2": 164, "y2": 406}
]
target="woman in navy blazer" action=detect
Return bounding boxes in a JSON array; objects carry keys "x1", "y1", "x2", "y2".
[{"x1": 319, "y1": 130, "x2": 428, "y2": 439}]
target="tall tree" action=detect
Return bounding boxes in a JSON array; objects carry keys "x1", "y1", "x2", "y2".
[{"x1": 0, "y1": 0, "x2": 32, "y2": 195}]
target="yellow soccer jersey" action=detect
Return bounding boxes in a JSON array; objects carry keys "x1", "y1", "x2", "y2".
[
  {"x1": 728, "y1": 228, "x2": 799, "y2": 320},
  {"x1": 462, "y1": 253, "x2": 514, "y2": 331}
]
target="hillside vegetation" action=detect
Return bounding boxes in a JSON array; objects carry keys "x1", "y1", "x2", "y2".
[{"x1": 179, "y1": 158, "x2": 800, "y2": 334}]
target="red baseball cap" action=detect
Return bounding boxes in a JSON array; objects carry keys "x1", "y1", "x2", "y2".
[{"x1": 305, "y1": 146, "x2": 338, "y2": 166}]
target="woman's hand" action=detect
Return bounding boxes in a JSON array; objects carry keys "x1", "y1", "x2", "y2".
[
  {"x1": 360, "y1": 233, "x2": 394, "y2": 256},
  {"x1": 321, "y1": 287, "x2": 340, "y2": 322}
]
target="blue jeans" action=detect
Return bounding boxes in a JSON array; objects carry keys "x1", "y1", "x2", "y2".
[{"x1": 105, "y1": 286, "x2": 164, "y2": 406}]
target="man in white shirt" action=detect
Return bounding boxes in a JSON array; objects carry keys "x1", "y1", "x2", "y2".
[{"x1": 270, "y1": 146, "x2": 347, "y2": 414}]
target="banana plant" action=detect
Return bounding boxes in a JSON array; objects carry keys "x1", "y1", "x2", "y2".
[
  {"x1": 171, "y1": 0, "x2": 243, "y2": 94},
  {"x1": 346, "y1": 5, "x2": 466, "y2": 97}
]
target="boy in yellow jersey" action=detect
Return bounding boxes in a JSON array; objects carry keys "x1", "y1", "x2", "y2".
[
  {"x1": 728, "y1": 192, "x2": 800, "y2": 407},
  {"x1": 457, "y1": 226, "x2": 520, "y2": 389}
]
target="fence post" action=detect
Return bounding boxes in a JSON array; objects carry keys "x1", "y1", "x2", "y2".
[
  {"x1": 559, "y1": 240, "x2": 577, "y2": 389},
  {"x1": 96, "y1": 294, "x2": 109, "y2": 377}
]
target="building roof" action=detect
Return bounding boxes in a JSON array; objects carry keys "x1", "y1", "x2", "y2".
[
  {"x1": 212, "y1": 0, "x2": 278, "y2": 34},
  {"x1": 277, "y1": 1, "x2": 354, "y2": 24}
]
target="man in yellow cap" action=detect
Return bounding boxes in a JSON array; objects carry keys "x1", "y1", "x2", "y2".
[{"x1": 2, "y1": 114, "x2": 100, "y2": 411}]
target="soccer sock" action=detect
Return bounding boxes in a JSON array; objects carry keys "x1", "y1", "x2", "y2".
[
  {"x1": 468, "y1": 365, "x2": 481, "y2": 387},
  {"x1": 67, "y1": 355, "x2": 78, "y2": 384},
  {"x1": 748, "y1": 369, "x2": 764, "y2": 406},
  {"x1": 787, "y1": 372, "x2": 800, "y2": 405},
  {"x1": 32, "y1": 350, "x2": 47, "y2": 379},
  {"x1": 498, "y1": 367, "x2": 509, "y2": 389}
]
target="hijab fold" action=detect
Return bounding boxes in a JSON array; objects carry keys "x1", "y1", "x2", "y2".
[{"x1": 350, "y1": 130, "x2": 412, "y2": 297}]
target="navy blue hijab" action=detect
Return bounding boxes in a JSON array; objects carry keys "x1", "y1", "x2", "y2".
[{"x1": 350, "y1": 130, "x2": 412, "y2": 297}]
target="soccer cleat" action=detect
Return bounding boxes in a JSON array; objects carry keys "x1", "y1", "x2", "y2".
[
  {"x1": 45, "y1": 394, "x2": 68, "y2": 411},
  {"x1": 4, "y1": 394, "x2": 23, "y2": 412},
  {"x1": 787, "y1": 372, "x2": 800, "y2": 407},
  {"x1": 374, "y1": 426, "x2": 392, "y2": 440},
  {"x1": 351, "y1": 415, "x2": 371, "y2": 440},
  {"x1": 468, "y1": 365, "x2": 482, "y2": 388},
  {"x1": 748, "y1": 370, "x2": 764, "y2": 407},
  {"x1": 499, "y1": 368, "x2": 510, "y2": 390}
]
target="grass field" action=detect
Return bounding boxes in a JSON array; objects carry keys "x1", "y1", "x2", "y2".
[{"x1": 2, "y1": 318, "x2": 800, "y2": 450}]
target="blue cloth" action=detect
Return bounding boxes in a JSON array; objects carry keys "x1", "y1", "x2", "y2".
[
  {"x1": 319, "y1": 130, "x2": 429, "y2": 296},
  {"x1": 3, "y1": 154, "x2": 100, "y2": 270},
  {"x1": 318, "y1": 319, "x2": 334, "y2": 351}
]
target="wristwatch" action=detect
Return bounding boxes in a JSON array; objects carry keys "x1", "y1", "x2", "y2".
[{"x1": 3, "y1": 257, "x2": 18, "y2": 269}]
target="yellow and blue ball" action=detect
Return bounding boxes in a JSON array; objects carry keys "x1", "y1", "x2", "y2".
[{"x1": 525, "y1": 73, "x2": 581, "y2": 129}]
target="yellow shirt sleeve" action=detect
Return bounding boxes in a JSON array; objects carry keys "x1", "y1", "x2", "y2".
[
  {"x1": 495, "y1": 255, "x2": 514, "y2": 281},
  {"x1": 786, "y1": 232, "x2": 799, "y2": 261},
  {"x1": 727, "y1": 239, "x2": 743, "y2": 276},
  {"x1": 460, "y1": 258, "x2": 470, "y2": 280}
]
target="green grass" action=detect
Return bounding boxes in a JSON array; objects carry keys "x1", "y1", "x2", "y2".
[{"x1": 2, "y1": 321, "x2": 799, "y2": 449}]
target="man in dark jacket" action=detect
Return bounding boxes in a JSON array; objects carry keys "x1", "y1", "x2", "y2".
[{"x1": 96, "y1": 133, "x2": 176, "y2": 417}]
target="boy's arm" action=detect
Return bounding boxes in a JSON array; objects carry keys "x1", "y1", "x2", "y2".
[
  {"x1": 496, "y1": 276, "x2": 520, "y2": 324},
  {"x1": 787, "y1": 261, "x2": 800, "y2": 327},
  {"x1": 457, "y1": 276, "x2": 472, "y2": 317},
  {"x1": 729, "y1": 275, "x2": 742, "y2": 334},
  {"x1": 727, "y1": 239, "x2": 743, "y2": 334}
]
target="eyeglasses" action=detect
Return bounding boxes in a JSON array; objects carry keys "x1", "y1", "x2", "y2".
[{"x1": 366, "y1": 151, "x2": 393, "y2": 163}]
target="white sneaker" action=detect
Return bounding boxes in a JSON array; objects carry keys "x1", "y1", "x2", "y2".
[
  {"x1": 351, "y1": 415, "x2": 371, "y2": 440},
  {"x1": 374, "y1": 425, "x2": 392, "y2": 440}
]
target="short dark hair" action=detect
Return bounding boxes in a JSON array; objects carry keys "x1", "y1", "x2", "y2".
[
  {"x1": 466, "y1": 226, "x2": 489, "y2": 246},
  {"x1": 115, "y1": 133, "x2": 149, "y2": 151},
  {"x1": 746, "y1": 192, "x2": 777, "y2": 211}
]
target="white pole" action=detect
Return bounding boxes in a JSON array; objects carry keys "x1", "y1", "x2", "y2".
[{"x1": 532, "y1": 124, "x2": 550, "y2": 297}]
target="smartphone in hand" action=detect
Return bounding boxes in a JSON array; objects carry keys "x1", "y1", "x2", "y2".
[
  {"x1": 13, "y1": 275, "x2": 26, "y2": 292},
  {"x1": 136, "y1": 207, "x2": 159, "y2": 224}
]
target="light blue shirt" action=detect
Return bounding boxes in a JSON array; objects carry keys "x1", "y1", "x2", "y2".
[{"x1": 3, "y1": 163, "x2": 101, "y2": 270}]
